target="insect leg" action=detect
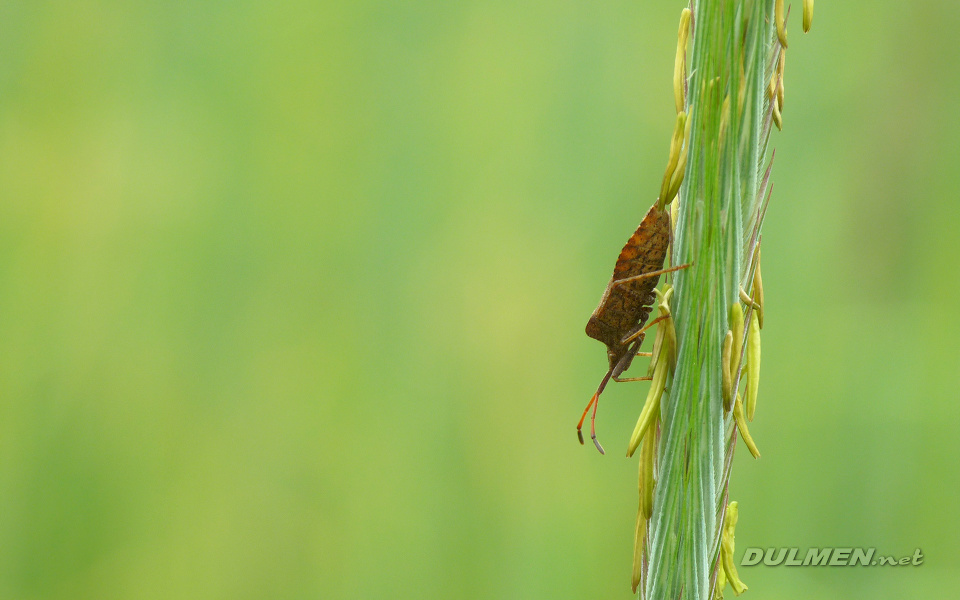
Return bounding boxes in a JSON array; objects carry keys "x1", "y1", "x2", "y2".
[
  {"x1": 579, "y1": 335, "x2": 650, "y2": 453},
  {"x1": 620, "y1": 314, "x2": 671, "y2": 346},
  {"x1": 584, "y1": 341, "x2": 640, "y2": 454},
  {"x1": 589, "y1": 390, "x2": 605, "y2": 454},
  {"x1": 611, "y1": 338, "x2": 648, "y2": 383},
  {"x1": 610, "y1": 263, "x2": 692, "y2": 289},
  {"x1": 616, "y1": 310, "x2": 675, "y2": 380}
]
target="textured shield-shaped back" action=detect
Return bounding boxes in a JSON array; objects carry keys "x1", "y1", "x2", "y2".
[{"x1": 585, "y1": 204, "x2": 672, "y2": 367}]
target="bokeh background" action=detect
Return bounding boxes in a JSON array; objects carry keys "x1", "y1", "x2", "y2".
[{"x1": 0, "y1": 2, "x2": 958, "y2": 599}]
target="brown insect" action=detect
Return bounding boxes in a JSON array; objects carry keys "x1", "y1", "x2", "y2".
[{"x1": 578, "y1": 202, "x2": 689, "y2": 454}]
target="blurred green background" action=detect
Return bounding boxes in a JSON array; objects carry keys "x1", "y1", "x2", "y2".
[{"x1": 1, "y1": 1, "x2": 958, "y2": 599}]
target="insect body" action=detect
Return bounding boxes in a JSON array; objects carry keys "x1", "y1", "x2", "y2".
[{"x1": 578, "y1": 202, "x2": 688, "y2": 453}]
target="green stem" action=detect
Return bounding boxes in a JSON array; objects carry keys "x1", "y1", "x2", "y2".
[{"x1": 643, "y1": 2, "x2": 775, "y2": 599}]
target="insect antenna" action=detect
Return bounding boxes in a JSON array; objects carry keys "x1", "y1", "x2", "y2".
[{"x1": 577, "y1": 369, "x2": 613, "y2": 454}]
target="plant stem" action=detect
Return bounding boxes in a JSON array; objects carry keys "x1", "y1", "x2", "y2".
[{"x1": 642, "y1": 2, "x2": 776, "y2": 598}]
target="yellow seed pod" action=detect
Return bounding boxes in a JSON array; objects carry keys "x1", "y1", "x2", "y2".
[
  {"x1": 715, "y1": 565, "x2": 726, "y2": 600},
  {"x1": 777, "y1": 75, "x2": 785, "y2": 113},
  {"x1": 772, "y1": 100, "x2": 783, "y2": 130},
  {"x1": 646, "y1": 318, "x2": 665, "y2": 378},
  {"x1": 767, "y1": 63, "x2": 777, "y2": 100},
  {"x1": 632, "y1": 505, "x2": 647, "y2": 593},
  {"x1": 648, "y1": 286, "x2": 674, "y2": 376},
  {"x1": 722, "y1": 502, "x2": 747, "y2": 595},
  {"x1": 734, "y1": 394, "x2": 760, "y2": 458},
  {"x1": 662, "y1": 307, "x2": 678, "y2": 369},
  {"x1": 722, "y1": 330, "x2": 733, "y2": 412},
  {"x1": 627, "y1": 356, "x2": 668, "y2": 457},
  {"x1": 640, "y1": 421, "x2": 656, "y2": 518},
  {"x1": 729, "y1": 303, "x2": 744, "y2": 376},
  {"x1": 674, "y1": 8, "x2": 692, "y2": 114},
  {"x1": 775, "y1": 0, "x2": 788, "y2": 48},
  {"x1": 666, "y1": 137, "x2": 689, "y2": 202},
  {"x1": 803, "y1": 0, "x2": 814, "y2": 33},
  {"x1": 722, "y1": 544, "x2": 742, "y2": 592},
  {"x1": 647, "y1": 283, "x2": 677, "y2": 377},
  {"x1": 753, "y1": 249, "x2": 765, "y2": 329},
  {"x1": 665, "y1": 109, "x2": 693, "y2": 201},
  {"x1": 724, "y1": 501, "x2": 739, "y2": 537},
  {"x1": 745, "y1": 315, "x2": 761, "y2": 420},
  {"x1": 776, "y1": 50, "x2": 786, "y2": 107},
  {"x1": 659, "y1": 286, "x2": 677, "y2": 367},
  {"x1": 659, "y1": 112, "x2": 687, "y2": 208}
]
